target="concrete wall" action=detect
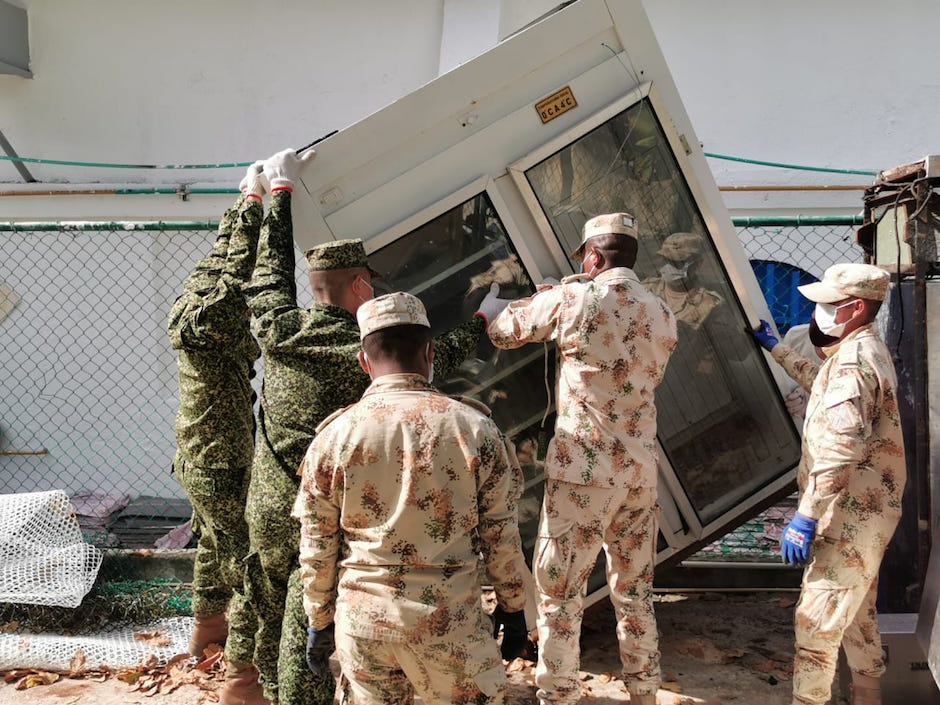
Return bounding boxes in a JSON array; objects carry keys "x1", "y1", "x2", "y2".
[
  {"x1": 643, "y1": 0, "x2": 940, "y2": 213},
  {"x1": 1, "y1": 0, "x2": 937, "y2": 502},
  {"x1": 3, "y1": 0, "x2": 937, "y2": 216}
]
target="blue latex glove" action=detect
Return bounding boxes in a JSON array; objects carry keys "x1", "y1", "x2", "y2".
[
  {"x1": 781, "y1": 512, "x2": 817, "y2": 565},
  {"x1": 752, "y1": 319, "x2": 779, "y2": 352},
  {"x1": 305, "y1": 625, "x2": 335, "y2": 677}
]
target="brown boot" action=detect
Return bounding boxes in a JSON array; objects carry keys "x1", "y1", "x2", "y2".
[
  {"x1": 188, "y1": 612, "x2": 229, "y2": 656},
  {"x1": 850, "y1": 672, "x2": 881, "y2": 705},
  {"x1": 220, "y1": 662, "x2": 271, "y2": 705}
]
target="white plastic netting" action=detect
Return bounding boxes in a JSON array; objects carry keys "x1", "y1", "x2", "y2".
[
  {"x1": 0, "y1": 617, "x2": 193, "y2": 671},
  {"x1": 0, "y1": 490, "x2": 103, "y2": 608}
]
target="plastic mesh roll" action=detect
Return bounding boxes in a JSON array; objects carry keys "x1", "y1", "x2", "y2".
[
  {"x1": 0, "y1": 617, "x2": 193, "y2": 671},
  {"x1": 0, "y1": 491, "x2": 103, "y2": 607}
]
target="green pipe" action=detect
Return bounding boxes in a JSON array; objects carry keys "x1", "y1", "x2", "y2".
[
  {"x1": 5, "y1": 151, "x2": 876, "y2": 176},
  {"x1": 705, "y1": 152, "x2": 876, "y2": 177},
  {"x1": 0, "y1": 221, "x2": 221, "y2": 232},
  {"x1": 2, "y1": 215, "x2": 863, "y2": 233},
  {"x1": 0, "y1": 155, "x2": 252, "y2": 170},
  {"x1": 113, "y1": 187, "x2": 240, "y2": 195},
  {"x1": 731, "y1": 215, "x2": 863, "y2": 227}
]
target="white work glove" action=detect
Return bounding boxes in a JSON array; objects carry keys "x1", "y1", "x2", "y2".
[
  {"x1": 239, "y1": 160, "x2": 266, "y2": 199},
  {"x1": 537, "y1": 276, "x2": 560, "y2": 291},
  {"x1": 262, "y1": 148, "x2": 317, "y2": 192},
  {"x1": 475, "y1": 283, "x2": 512, "y2": 325}
]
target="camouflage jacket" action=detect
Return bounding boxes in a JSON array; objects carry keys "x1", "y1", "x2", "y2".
[
  {"x1": 798, "y1": 324, "x2": 906, "y2": 544},
  {"x1": 488, "y1": 268, "x2": 677, "y2": 488},
  {"x1": 245, "y1": 191, "x2": 487, "y2": 474},
  {"x1": 167, "y1": 197, "x2": 262, "y2": 469},
  {"x1": 292, "y1": 373, "x2": 527, "y2": 639},
  {"x1": 772, "y1": 344, "x2": 821, "y2": 394}
]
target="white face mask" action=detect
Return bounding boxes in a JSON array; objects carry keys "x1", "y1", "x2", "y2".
[
  {"x1": 580, "y1": 249, "x2": 598, "y2": 279},
  {"x1": 659, "y1": 261, "x2": 691, "y2": 283},
  {"x1": 357, "y1": 276, "x2": 375, "y2": 305},
  {"x1": 425, "y1": 342, "x2": 434, "y2": 384},
  {"x1": 814, "y1": 300, "x2": 856, "y2": 338}
]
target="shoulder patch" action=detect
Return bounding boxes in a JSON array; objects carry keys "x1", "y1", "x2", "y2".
[
  {"x1": 561, "y1": 273, "x2": 591, "y2": 284},
  {"x1": 314, "y1": 403, "x2": 354, "y2": 434},
  {"x1": 449, "y1": 395, "x2": 492, "y2": 417},
  {"x1": 837, "y1": 340, "x2": 860, "y2": 367}
]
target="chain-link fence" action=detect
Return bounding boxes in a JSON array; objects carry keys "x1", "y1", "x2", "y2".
[{"x1": 0, "y1": 216, "x2": 862, "y2": 605}]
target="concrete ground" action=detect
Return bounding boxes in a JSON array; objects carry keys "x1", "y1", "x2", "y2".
[{"x1": 0, "y1": 591, "x2": 822, "y2": 705}]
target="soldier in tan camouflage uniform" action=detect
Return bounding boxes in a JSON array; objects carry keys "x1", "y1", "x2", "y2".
[
  {"x1": 642, "y1": 232, "x2": 721, "y2": 331},
  {"x1": 758, "y1": 263, "x2": 905, "y2": 705},
  {"x1": 167, "y1": 161, "x2": 265, "y2": 660},
  {"x1": 488, "y1": 213, "x2": 678, "y2": 705},
  {"x1": 223, "y1": 149, "x2": 505, "y2": 705},
  {"x1": 293, "y1": 291, "x2": 529, "y2": 705}
]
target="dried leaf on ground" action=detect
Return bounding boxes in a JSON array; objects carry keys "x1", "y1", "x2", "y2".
[
  {"x1": 133, "y1": 630, "x2": 173, "y2": 647},
  {"x1": 194, "y1": 646, "x2": 225, "y2": 672},
  {"x1": 505, "y1": 658, "x2": 529, "y2": 674},
  {"x1": 115, "y1": 667, "x2": 145, "y2": 685},
  {"x1": 69, "y1": 647, "x2": 88, "y2": 676},
  {"x1": 14, "y1": 671, "x2": 59, "y2": 689},
  {"x1": 676, "y1": 636, "x2": 735, "y2": 664},
  {"x1": 661, "y1": 680, "x2": 683, "y2": 693}
]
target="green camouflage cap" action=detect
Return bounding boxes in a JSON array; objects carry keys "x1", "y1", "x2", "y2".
[
  {"x1": 798, "y1": 262, "x2": 889, "y2": 303},
  {"x1": 658, "y1": 232, "x2": 703, "y2": 261},
  {"x1": 357, "y1": 292, "x2": 429, "y2": 340},
  {"x1": 304, "y1": 238, "x2": 378, "y2": 275}
]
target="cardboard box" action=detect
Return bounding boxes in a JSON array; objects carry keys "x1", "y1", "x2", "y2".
[{"x1": 838, "y1": 613, "x2": 940, "y2": 704}]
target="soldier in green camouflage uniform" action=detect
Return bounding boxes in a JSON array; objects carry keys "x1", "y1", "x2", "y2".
[
  {"x1": 224, "y1": 148, "x2": 497, "y2": 705},
  {"x1": 167, "y1": 162, "x2": 264, "y2": 660}
]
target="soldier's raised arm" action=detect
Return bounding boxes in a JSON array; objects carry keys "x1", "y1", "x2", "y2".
[
  {"x1": 244, "y1": 149, "x2": 317, "y2": 343},
  {"x1": 168, "y1": 163, "x2": 265, "y2": 350}
]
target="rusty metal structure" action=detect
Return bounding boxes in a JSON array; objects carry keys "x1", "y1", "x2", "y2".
[{"x1": 854, "y1": 156, "x2": 940, "y2": 701}]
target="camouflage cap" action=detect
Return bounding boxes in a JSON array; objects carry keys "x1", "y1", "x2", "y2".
[
  {"x1": 357, "y1": 292, "x2": 430, "y2": 340},
  {"x1": 572, "y1": 212, "x2": 638, "y2": 258},
  {"x1": 798, "y1": 262, "x2": 889, "y2": 303},
  {"x1": 658, "y1": 232, "x2": 704, "y2": 261},
  {"x1": 304, "y1": 238, "x2": 378, "y2": 275}
]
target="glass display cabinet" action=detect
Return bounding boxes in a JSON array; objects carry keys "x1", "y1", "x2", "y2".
[{"x1": 291, "y1": 0, "x2": 802, "y2": 598}]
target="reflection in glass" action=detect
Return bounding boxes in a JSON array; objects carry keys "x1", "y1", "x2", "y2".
[
  {"x1": 524, "y1": 98, "x2": 801, "y2": 527},
  {"x1": 367, "y1": 193, "x2": 553, "y2": 562}
]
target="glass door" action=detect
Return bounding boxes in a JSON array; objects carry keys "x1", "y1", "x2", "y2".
[
  {"x1": 366, "y1": 187, "x2": 554, "y2": 565},
  {"x1": 511, "y1": 89, "x2": 802, "y2": 528}
]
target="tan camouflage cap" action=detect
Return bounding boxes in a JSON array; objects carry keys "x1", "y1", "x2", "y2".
[
  {"x1": 357, "y1": 292, "x2": 430, "y2": 340},
  {"x1": 304, "y1": 238, "x2": 378, "y2": 275},
  {"x1": 798, "y1": 262, "x2": 889, "y2": 303},
  {"x1": 658, "y1": 232, "x2": 704, "y2": 261},
  {"x1": 571, "y1": 212, "x2": 638, "y2": 258}
]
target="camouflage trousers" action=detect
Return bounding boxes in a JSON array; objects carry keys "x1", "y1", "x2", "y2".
[
  {"x1": 792, "y1": 530, "x2": 893, "y2": 705},
  {"x1": 534, "y1": 480, "x2": 659, "y2": 704},
  {"x1": 334, "y1": 619, "x2": 507, "y2": 705},
  {"x1": 172, "y1": 455, "x2": 252, "y2": 624},
  {"x1": 224, "y1": 441, "x2": 335, "y2": 705}
]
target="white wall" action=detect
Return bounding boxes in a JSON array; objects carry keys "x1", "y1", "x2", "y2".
[
  {"x1": 643, "y1": 0, "x2": 940, "y2": 214},
  {"x1": 1, "y1": 0, "x2": 938, "y2": 503},
  {"x1": 3, "y1": 0, "x2": 937, "y2": 217}
]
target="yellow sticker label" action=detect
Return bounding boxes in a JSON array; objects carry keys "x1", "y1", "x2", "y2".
[{"x1": 535, "y1": 86, "x2": 577, "y2": 124}]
